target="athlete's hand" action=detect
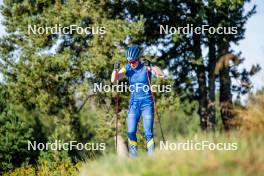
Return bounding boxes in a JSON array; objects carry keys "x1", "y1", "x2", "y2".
[
  {"x1": 114, "y1": 61, "x2": 121, "y2": 70},
  {"x1": 143, "y1": 59, "x2": 150, "y2": 66}
]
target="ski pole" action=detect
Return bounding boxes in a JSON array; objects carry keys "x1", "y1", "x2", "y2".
[
  {"x1": 144, "y1": 60, "x2": 166, "y2": 142},
  {"x1": 114, "y1": 61, "x2": 120, "y2": 152}
]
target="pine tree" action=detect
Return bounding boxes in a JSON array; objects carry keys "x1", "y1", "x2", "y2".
[
  {"x1": 109, "y1": 0, "x2": 259, "y2": 130},
  {"x1": 209, "y1": 0, "x2": 258, "y2": 130},
  {"x1": 0, "y1": 0, "x2": 144, "y2": 162}
]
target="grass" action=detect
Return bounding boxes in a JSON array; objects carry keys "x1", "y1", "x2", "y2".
[
  {"x1": 79, "y1": 91, "x2": 264, "y2": 176},
  {"x1": 79, "y1": 132, "x2": 264, "y2": 176}
]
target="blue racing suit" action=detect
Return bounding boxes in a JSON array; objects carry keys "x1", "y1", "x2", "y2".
[{"x1": 124, "y1": 63, "x2": 155, "y2": 157}]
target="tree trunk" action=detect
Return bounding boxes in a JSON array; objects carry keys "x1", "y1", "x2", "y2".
[
  {"x1": 206, "y1": 6, "x2": 217, "y2": 130},
  {"x1": 207, "y1": 35, "x2": 217, "y2": 130},
  {"x1": 219, "y1": 66, "x2": 234, "y2": 130},
  {"x1": 194, "y1": 36, "x2": 208, "y2": 130},
  {"x1": 218, "y1": 42, "x2": 234, "y2": 130},
  {"x1": 189, "y1": 2, "x2": 208, "y2": 130}
]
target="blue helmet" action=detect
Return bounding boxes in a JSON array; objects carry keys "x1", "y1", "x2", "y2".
[{"x1": 126, "y1": 45, "x2": 142, "y2": 61}]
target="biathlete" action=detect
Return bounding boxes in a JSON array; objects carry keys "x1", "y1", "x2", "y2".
[{"x1": 111, "y1": 45, "x2": 164, "y2": 158}]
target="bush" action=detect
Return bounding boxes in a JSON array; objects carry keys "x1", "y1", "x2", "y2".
[
  {"x1": 2, "y1": 162, "x2": 81, "y2": 176},
  {"x1": 237, "y1": 90, "x2": 264, "y2": 134},
  {"x1": 0, "y1": 107, "x2": 35, "y2": 172}
]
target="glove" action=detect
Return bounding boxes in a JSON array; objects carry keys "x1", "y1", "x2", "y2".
[
  {"x1": 114, "y1": 61, "x2": 121, "y2": 69},
  {"x1": 143, "y1": 59, "x2": 150, "y2": 66}
]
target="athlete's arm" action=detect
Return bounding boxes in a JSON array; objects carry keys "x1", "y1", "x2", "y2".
[
  {"x1": 148, "y1": 66, "x2": 165, "y2": 78},
  {"x1": 111, "y1": 67, "x2": 126, "y2": 83}
]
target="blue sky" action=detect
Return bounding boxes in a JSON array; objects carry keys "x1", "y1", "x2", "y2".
[
  {"x1": 0, "y1": 0, "x2": 263, "y2": 95},
  {"x1": 0, "y1": 0, "x2": 5, "y2": 36},
  {"x1": 232, "y1": 0, "x2": 264, "y2": 93}
]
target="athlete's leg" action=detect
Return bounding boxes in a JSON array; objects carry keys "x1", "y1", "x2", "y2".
[
  {"x1": 127, "y1": 100, "x2": 140, "y2": 158},
  {"x1": 141, "y1": 98, "x2": 155, "y2": 155}
]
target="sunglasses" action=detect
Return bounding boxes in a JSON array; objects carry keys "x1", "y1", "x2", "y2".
[{"x1": 128, "y1": 60, "x2": 138, "y2": 64}]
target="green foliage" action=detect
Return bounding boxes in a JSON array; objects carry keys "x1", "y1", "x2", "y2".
[
  {"x1": 159, "y1": 99, "x2": 200, "y2": 139},
  {"x1": 0, "y1": 0, "x2": 144, "y2": 170},
  {"x1": 0, "y1": 114, "x2": 33, "y2": 171},
  {"x1": 78, "y1": 98, "x2": 116, "y2": 155},
  {"x1": 2, "y1": 162, "x2": 81, "y2": 176},
  {"x1": 0, "y1": 99, "x2": 35, "y2": 172}
]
